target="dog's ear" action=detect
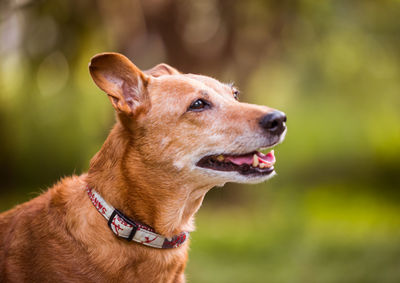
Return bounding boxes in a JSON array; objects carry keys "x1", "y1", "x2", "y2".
[
  {"x1": 89, "y1": 52, "x2": 150, "y2": 117},
  {"x1": 144, "y1": 63, "x2": 180, "y2": 77}
]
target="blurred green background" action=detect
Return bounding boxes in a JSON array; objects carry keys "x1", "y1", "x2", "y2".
[{"x1": 1, "y1": 0, "x2": 399, "y2": 282}]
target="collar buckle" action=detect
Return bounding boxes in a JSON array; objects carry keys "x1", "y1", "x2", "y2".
[{"x1": 108, "y1": 209, "x2": 138, "y2": 241}]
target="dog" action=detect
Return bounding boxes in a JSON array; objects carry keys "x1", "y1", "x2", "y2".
[{"x1": 0, "y1": 52, "x2": 286, "y2": 282}]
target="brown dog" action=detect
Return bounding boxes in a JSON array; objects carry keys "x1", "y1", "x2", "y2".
[{"x1": 0, "y1": 53, "x2": 286, "y2": 282}]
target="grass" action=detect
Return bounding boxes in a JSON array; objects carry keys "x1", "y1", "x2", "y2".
[{"x1": 186, "y1": 184, "x2": 400, "y2": 283}]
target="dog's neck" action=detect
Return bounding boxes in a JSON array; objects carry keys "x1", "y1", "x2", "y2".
[{"x1": 86, "y1": 122, "x2": 212, "y2": 238}]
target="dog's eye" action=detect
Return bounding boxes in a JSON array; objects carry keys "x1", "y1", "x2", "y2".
[
  {"x1": 233, "y1": 89, "x2": 240, "y2": 100},
  {"x1": 189, "y1": 99, "x2": 209, "y2": 111}
]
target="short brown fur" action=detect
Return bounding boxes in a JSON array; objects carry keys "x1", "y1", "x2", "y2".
[{"x1": 0, "y1": 52, "x2": 285, "y2": 282}]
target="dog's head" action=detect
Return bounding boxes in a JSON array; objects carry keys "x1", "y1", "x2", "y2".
[{"x1": 89, "y1": 53, "x2": 286, "y2": 187}]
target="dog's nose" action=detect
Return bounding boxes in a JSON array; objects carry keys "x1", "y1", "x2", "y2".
[{"x1": 259, "y1": 111, "x2": 287, "y2": 135}]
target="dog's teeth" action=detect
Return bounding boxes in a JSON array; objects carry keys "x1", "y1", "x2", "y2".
[
  {"x1": 217, "y1": 155, "x2": 225, "y2": 162},
  {"x1": 259, "y1": 163, "x2": 265, "y2": 168},
  {"x1": 252, "y1": 154, "x2": 259, "y2": 167}
]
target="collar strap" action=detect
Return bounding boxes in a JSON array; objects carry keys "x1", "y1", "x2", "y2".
[{"x1": 86, "y1": 186, "x2": 188, "y2": 249}]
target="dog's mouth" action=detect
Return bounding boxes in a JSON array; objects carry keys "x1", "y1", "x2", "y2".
[{"x1": 196, "y1": 149, "x2": 276, "y2": 176}]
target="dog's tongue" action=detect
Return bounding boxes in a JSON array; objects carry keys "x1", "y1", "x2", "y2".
[{"x1": 226, "y1": 150, "x2": 275, "y2": 166}]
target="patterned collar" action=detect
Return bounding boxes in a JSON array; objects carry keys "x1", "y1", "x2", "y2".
[{"x1": 86, "y1": 186, "x2": 189, "y2": 249}]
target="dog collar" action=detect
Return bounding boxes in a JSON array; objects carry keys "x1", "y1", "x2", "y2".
[{"x1": 86, "y1": 186, "x2": 189, "y2": 249}]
